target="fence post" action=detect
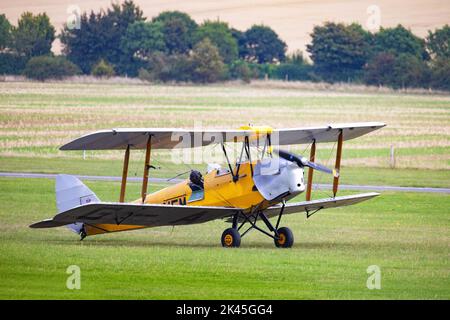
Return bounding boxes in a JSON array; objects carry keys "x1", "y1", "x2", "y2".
[{"x1": 390, "y1": 145, "x2": 395, "y2": 168}]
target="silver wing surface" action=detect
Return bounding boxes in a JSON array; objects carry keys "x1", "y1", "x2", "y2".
[
  {"x1": 30, "y1": 203, "x2": 241, "y2": 228},
  {"x1": 264, "y1": 192, "x2": 379, "y2": 218},
  {"x1": 59, "y1": 123, "x2": 385, "y2": 150}
]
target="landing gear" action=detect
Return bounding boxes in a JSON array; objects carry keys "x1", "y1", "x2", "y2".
[
  {"x1": 79, "y1": 224, "x2": 87, "y2": 241},
  {"x1": 274, "y1": 227, "x2": 294, "y2": 248},
  {"x1": 221, "y1": 203, "x2": 294, "y2": 248},
  {"x1": 221, "y1": 228, "x2": 241, "y2": 248}
]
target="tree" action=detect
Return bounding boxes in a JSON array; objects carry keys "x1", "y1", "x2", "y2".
[
  {"x1": 61, "y1": 0, "x2": 144, "y2": 74},
  {"x1": 190, "y1": 38, "x2": 225, "y2": 83},
  {"x1": 107, "y1": 0, "x2": 145, "y2": 74},
  {"x1": 307, "y1": 22, "x2": 371, "y2": 82},
  {"x1": 364, "y1": 52, "x2": 429, "y2": 89},
  {"x1": 0, "y1": 14, "x2": 12, "y2": 50},
  {"x1": 243, "y1": 25, "x2": 287, "y2": 63},
  {"x1": 121, "y1": 21, "x2": 166, "y2": 58},
  {"x1": 430, "y1": 58, "x2": 450, "y2": 91},
  {"x1": 195, "y1": 21, "x2": 238, "y2": 64},
  {"x1": 12, "y1": 12, "x2": 55, "y2": 58},
  {"x1": 426, "y1": 25, "x2": 450, "y2": 60},
  {"x1": 120, "y1": 21, "x2": 166, "y2": 75},
  {"x1": 0, "y1": 15, "x2": 26, "y2": 75},
  {"x1": 286, "y1": 50, "x2": 308, "y2": 65},
  {"x1": 91, "y1": 59, "x2": 115, "y2": 77},
  {"x1": 61, "y1": 11, "x2": 103, "y2": 73},
  {"x1": 0, "y1": 53, "x2": 27, "y2": 74},
  {"x1": 393, "y1": 53, "x2": 430, "y2": 88},
  {"x1": 231, "y1": 28, "x2": 248, "y2": 60},
  {"x1": 364, "y1": 52, "x2": 396, "y2": 86},
  {"x1": 373, "y1": 24, "x2": 428, "y2": 60},
  {"x1": 23, "y1": 55, "x2": 80, "y2": 81},
  {"x1": 152, "y1": 11, "x2": 198, "y2": 54}
]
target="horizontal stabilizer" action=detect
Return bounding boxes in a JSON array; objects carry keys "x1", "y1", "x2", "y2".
[{"x1": 29, "y1": 219, "x2": 68, "y2": 228}]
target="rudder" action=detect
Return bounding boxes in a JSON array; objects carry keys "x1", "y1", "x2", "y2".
[{"x1": 56, "y1": 174, "x2": 99, "y2": 235}]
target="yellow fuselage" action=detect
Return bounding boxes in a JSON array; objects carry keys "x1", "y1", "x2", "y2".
[{"x1": 85, "y1": 162, "x2": 267, "y2": 236}]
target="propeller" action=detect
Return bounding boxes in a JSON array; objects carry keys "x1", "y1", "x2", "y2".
[{"x1": 275, "y1": 149, "x2": 339, "y2": 177}]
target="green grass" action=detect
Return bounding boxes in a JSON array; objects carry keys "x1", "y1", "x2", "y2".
[
  {"x1": 0, "y1": 81, "x2": 449, "y2": 299},
  {"x1": 0, "y1": 177, "x2": 448, "y2": 299},
  {"x1": 1, "y1": 156, "x2": 449, "y2": 188}
]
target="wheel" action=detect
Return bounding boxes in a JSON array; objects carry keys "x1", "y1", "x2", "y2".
[
  {"x1": 274, "y1": 227, "x2": 294, "y2": 248},
  {"x1": 221, "y1": 228, "x2": 241, "y2": 248}
]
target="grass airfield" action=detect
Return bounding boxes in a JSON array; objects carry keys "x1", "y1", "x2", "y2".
[
  {"x1": 0, "y1": 178, "x2": 448, "y2": 299},
  {"x1": 0, "y1": 80, "x2": 449, "y2": 299}
]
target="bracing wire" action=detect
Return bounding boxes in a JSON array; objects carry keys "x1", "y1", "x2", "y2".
[
  {"x1": 206, "y1": 141, "x2": 240, "y2": 208},
  {"x1": 314, "y1": 141, "x2": 336, "y2": 199}
]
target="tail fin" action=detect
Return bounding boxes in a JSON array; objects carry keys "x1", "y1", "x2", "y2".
[{"x1": 56, "y1": 174, "x2": 99, "y2": 235}]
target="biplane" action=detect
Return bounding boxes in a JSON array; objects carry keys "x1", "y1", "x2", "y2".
[{"x1": 30, "y1": 122, "x2": 385, "y2": 248}]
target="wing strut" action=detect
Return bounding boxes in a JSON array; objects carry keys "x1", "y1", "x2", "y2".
[
  {"x1": 305, "y1": 139, "x2": 316, "y2": 201},
  {"x1": 119, "y1": 144, "x2": 130, "y2": 202},
  {"x1": 332, "y1": 130, "x2": 343, "y2": 197},
  {"x1": 141, "y1": 134, "x2": 152, "y2": 203}
]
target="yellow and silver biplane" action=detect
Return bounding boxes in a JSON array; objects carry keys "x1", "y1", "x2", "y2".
[{"x1": 31, "y1": 123, "x2": 385, "y2": 248}]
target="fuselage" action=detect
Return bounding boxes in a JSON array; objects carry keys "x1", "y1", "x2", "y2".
[
  {"x1": 84, "y1": 159, "x2": 305, "y2": 236},
  {"x1": 144, "y1": 162, "x2": 266, "y2": 210}
]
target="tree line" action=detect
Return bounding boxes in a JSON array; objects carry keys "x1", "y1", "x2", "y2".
[{"x1": 0, "y1": 1, "x2": 449, "y2": 90}]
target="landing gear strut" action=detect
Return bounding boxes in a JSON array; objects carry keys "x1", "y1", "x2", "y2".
[
  {"x1": 79, "y1": 225, "x2": 87, "y2": 241},
  {"x1": 221, "y1": 203, "x2": 294, "y2": 248}
]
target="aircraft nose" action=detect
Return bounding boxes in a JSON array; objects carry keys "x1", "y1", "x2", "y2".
[{"x1": 253, "y1": 159, "x2": 305, "y2": 201}]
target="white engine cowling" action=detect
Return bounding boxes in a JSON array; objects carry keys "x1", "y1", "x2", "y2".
[{"x1": 252, "y1": 157, "x2": 305, "y2": 201}]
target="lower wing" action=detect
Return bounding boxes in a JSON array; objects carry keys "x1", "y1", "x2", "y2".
[
  {"x1": 30, "y1": 203, "x2": 241, "y2": 229},
  {"x1": 264, "y1": 192, "x2": 379, "y2": 218}
]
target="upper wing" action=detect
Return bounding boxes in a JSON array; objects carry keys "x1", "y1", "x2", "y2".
[
  {"x1": 274, "y1": 122, "x2": 385, "y2": 145},
  {"x1": 59, "y1": 123, "x2": 385, "y2": 150},
  {"x1": 30, "y1": 202, "x2": 241, "y2": 228},
  {"x1": 264, "y1": 192, "x2": 379, "y2": 219}
]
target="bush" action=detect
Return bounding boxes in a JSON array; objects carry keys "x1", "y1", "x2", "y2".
[
  {"x1": 229, "y1": 60, "x2": 255, "y2": 83},
  {"x1": 144, "y1": 52, "x2": 193, "y2": 82},
  {"x1": 430, "y1": 58, "x2": 450, "y2": 91},
  {"x1": 0, "y1": 53, "x2": 27, "y2": 75},
  {"x1": 138, "y1": 67, "x2": 153, "y2": 82},
  {"x1": 274, "y1": 63, "x2": 313, "y2": 81},
  {"x1": 190, "y1": 38, "x2": 226, "y2": 83},
  {"x1": 252, "y1": 63, "x2": 277, "y2": 79},
  {"x1": 23, "y1": 55, "x2": 80, "y2": 80},
  {"x1": 91, "y1": 59, "x2": 115, "y2": 78}
]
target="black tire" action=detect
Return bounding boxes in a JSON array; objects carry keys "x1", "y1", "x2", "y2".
[
  {"x1": 274, "y1": 227, "x2": 294, "y2": 248},
  {"x1": 221, "y1": 228, "x2": 241, "y2": 248}
]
